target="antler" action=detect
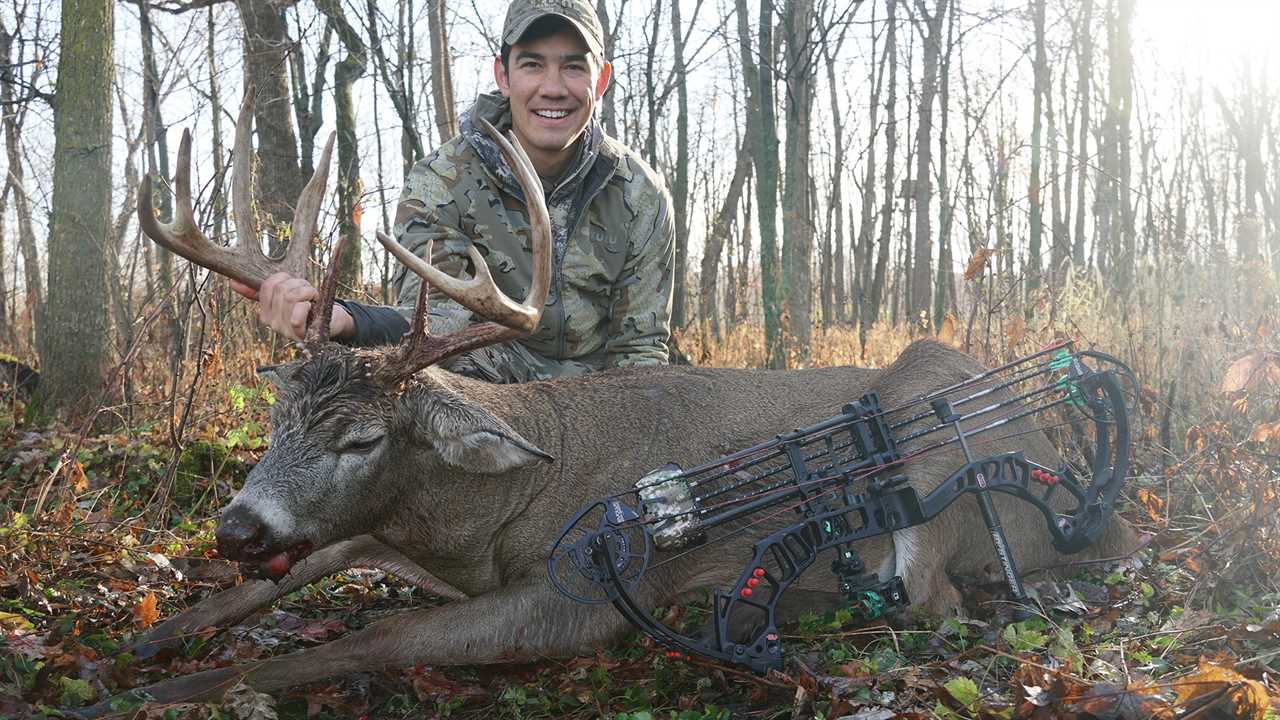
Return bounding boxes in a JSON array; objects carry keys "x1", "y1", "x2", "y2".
[
  {"x1": 375, "y1": 117, "x2": 552, "y2": 380},
  {"x1": 138, "y1": 89, "x2": 340, "y2": 341}
]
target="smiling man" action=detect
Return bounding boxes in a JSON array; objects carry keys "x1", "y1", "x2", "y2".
[{"x1": 244, "y1": 0, "x2": 675, "y2": 382}]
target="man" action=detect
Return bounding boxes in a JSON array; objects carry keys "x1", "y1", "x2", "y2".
[{"x1": 237, "y1": 0, "x2": 675, "y2": 382}]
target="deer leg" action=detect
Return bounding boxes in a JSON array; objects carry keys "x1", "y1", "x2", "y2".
[
  {"x1": 131, "y1": 535, "x2": 465, "y2": 659},
  {"x1": 79, "y1": 576, "x2": 640, "y2": 717}
]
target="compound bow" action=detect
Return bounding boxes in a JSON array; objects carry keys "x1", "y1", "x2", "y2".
[{"x1": 548, "y1": 341, "x2": 1136, "y2": 674}]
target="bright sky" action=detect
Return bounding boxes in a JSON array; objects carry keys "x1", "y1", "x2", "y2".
[{"x1": 1138, "y1": 0, "x2": 1280, "y2": 85}]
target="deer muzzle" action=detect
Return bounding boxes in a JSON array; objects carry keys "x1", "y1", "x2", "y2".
[{"x1": 216, "y1": 506, "x2": 314, "y2": 581}]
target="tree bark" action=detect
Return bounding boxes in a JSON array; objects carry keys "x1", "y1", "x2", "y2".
[
  {"x1": 908, "y1": 0, "x2": 947, "y2": 325},
  {"x1": 0, "y1": 22, "x2": 43, "y2": 351},
  {"x1": 781, "y1": 0, "x2": 815, "y2": 360},
  {"x1": 427, "y1": 0, "x2": 457, "y2": 141},
  {"x1": 670, "y1": 0, "x2": 689, "y2": 328},
  {"x1": 1072, "y1": 0, "x2": 1092, "y2": 267},
  {"x1": 35, "y1": 0, "x2": 113, "y2": 416},
  {"x1": 1027, "y1": 0, "x2": 1046, "y2": 292},
  {"x1": 700, "y1": 144, "x2": 752, "y2": 342},
  {"x1": 315, "y1": 0, "x2": 368, "y2": 291},
  {"x1": 756, "y1": 0, "x2": 784, "y2": 368},
  {"x1": 865, "y1": 0, "x2": 897, "y2": 346},
  {"x1": 236, "y1": 0, "x2": 305, "y2": 256}
]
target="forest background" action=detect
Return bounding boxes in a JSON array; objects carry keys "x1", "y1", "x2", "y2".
[{"x1": 2, "y1": 0, "x2": 1280, "y2": 717}]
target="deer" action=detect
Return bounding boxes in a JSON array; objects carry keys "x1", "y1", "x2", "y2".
[{"x1": 76, "y1": 93, "x2": 1138, "y2": 716}]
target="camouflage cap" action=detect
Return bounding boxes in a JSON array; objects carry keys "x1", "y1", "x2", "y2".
[{"x1": 502, "y1": 0, "x2": 605, "y2": 59}]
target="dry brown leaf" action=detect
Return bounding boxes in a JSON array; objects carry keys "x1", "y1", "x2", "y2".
[
  {"x1": 963, "y1": 246, "x2": 994, "y2": 281},
  {"x1": 69, "y1": 461, "x2": 88, "y2": 494},
  {"x1": 1219, "y1": 351, "x2": 1280, "y2": 394},
  {"x1": 1248, "y1": 421, "x2": 1280, "y2": 444},
  {"x1": 937, "y1": 313, "x2": 958, "y2": 347},
  {"x1": 135, "y1": 591, "x2": 159, "y2": 628},
  {"x1": 1136, "y1": 488, "x2": 1165, "y2": 524},
  {"x1": 1172, "y1": 658, "x2": 1270, "y2": 720}
]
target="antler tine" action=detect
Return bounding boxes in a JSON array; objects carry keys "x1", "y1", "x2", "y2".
[
  {"x1": 231, "y1": 90, "x2": 269, "y2": 277},
  {"x1": 377, "y1": 120, "x2": 550, "y2": 334},
  {"x1": 138, "y1": 128, "x2": 268, "y2": 289},
  {"x1": 372, "y1": 121, "x2": 551, "y2": 381},
  {"x1": 298, "y1": 132, "x2": 340, "y2": 345},
  {"x1": 288, "y1": 131, "x2": 337, "y2": 277}
]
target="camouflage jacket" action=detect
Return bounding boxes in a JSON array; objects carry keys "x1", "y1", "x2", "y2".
[{"x1": 372, "y1": 93, "x2": 674, "y2": 382}]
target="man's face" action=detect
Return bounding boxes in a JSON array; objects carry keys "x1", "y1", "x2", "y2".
[{"x1": 494, "y1": 27, "x2": 612, "y2": 176}]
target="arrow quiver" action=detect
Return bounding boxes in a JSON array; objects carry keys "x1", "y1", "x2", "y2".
[{"x1": 548, "y1": 343, "x2": 1136, "y2": 674}]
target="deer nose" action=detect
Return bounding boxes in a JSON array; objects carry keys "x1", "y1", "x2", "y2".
[{"x1": 216, "y1": 508, "x2": 264, "y2": 560}]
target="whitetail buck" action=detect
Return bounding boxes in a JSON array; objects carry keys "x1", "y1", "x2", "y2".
[{"x1": 77, "y1": 93, "x2": 1136, "y2": 716}]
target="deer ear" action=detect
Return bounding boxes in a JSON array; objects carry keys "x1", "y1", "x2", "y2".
[{"x1": 427, "y1": 398, "x2": 554, "y2": 474}]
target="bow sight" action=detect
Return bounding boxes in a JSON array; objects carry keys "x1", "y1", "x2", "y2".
[{"x1": 548, "y1": 342, "x2": 1136, "y2": 674}]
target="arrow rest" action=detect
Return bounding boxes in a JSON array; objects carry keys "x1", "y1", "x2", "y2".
[{"x1": 548, "y1": 343, "x2": 1136, "y2": 673}]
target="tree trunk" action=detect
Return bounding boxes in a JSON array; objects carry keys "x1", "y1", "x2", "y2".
[
  {"x1": 596, "y1": 0, "x2": 619, "y2": 137},
  {"x1": 290, "y1": 16, "x2": 332, "y2": 178},
  {"x1": 0, "y1": 22, "x2": 43, "y2": 351},
  {"x1": 427, "y1": 0, "x2": 457, "y2": 141},
  {"x1": 35, "y1": 0, "x2": 113, "y2": 416},
  {"x1": 700, "y1": 144, "x2": 752, "y2": 343},
  {"x1": 856, "y1": 0, "x2": 885, "y2": 352},
  {"x1": 865, "y1": 0, "x2": 897, "y2": 347},
  {"x1": 670, "y1": 0, "x2": 689, "y2": 329},
  {"x1": 756, "y1": 0, "x2": 784, "y2": 367},
  {"x1": 1027, "y1": 0, "x2": 1046, "y2": 293},
  {"x1": 908, "y1": 0, "x2": 946, "y2": 325},
  {"x1": 932, "y1": 0, "x2": 956, "y2": 327},
  {"x1": 1072, "y1": 0, "x2": 1092, "y2": 267},
  {"x1": 643, "y1": 2, "x2": 662, "y2": 167},
  {"x1": 237, "y1": 0, "x2": 305, "y2": 258},
  {"x1": 315, "y1": 0, "x2": 368, "y2": 291},
  {"x1": 781, "y1": 0, "x2": 815, "y2": 361},
  {"x1": 821, "y1": 22, "x2": 849, "y2": 326}
]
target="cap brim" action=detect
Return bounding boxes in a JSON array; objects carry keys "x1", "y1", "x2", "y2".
[{"x1": 503, "y1": 12, "x2": 604, "y2": 59}]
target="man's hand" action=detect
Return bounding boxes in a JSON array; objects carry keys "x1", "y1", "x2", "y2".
[{"x1": 230, "y1": 272, "x2": 354, "y2": 341}]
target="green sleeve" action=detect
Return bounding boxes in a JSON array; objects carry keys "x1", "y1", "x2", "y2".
[
  {"x1": 604, "y1": 187, "x2": 675, "y2": 367},
  {"x1": 391, "y1": 164, "x2": 479, "y2": 335}
]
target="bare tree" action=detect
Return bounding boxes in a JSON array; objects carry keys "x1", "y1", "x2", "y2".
[
  {"x1": 1072, "y1": 0, "x2": 1091, "y2": 267},
  {"x1": 1027, "y1": 0, "x2": 1046, "y2": 292},
  {"x1": 315, "y1": 0, "x2": 368, "y2": 289},
  {"x1": 907, "y1": 0, "x2": 948, "y2": 325},
  {"x1": 427, "y1": 0, "x2": 457, "y2": 141},
  {"x1": 236, "y1": 0, "x2": 305, "y2": 252},
  {"x1": 781, "y1": 0, "x2": 816, "y2": 360},
  {"x1": 863, "y1": 0, "x2": 897, "y2": 351},
  {"x1": 35, "y1": 0, "x2": 114, "y2": 415},
  {"x1": 1215, "y1": 67, "x2": 1278, "y2": 266},
  {"x1": 670, "y1": 0, "x2": 689, "y2": 328},
  {"x1": 0, "y1": 17, "x2": 46, "y2": 351}
]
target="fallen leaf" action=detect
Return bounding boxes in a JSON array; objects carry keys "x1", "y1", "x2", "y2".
[
  {"x1": 69, "y1": 461, "x2": 89, "y2": 493},
  {"x1": 0, "y1": 611, "x2": 35, "y2": 632},
  {"x1": 135, "y1": 591, "x2": 159, "y2": 628},
  {"x1": 1247, "y1": 421, "x2": 1280, "y2": 444},
  {"x1": 1172, "y1": 658, "x2": 1270, "y2": 720}
]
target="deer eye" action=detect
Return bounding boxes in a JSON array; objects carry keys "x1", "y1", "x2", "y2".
[{"x1": 337, "y1": 432, "x2": 384, "y2": 455}]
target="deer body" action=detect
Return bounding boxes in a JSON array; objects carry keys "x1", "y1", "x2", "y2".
[
  {"x1": 88, "y1": 95, "x2": 1135, "y2": 715},
  {"x1": 83, "y1": 342, "x2": 1135, "y2": 715}
]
